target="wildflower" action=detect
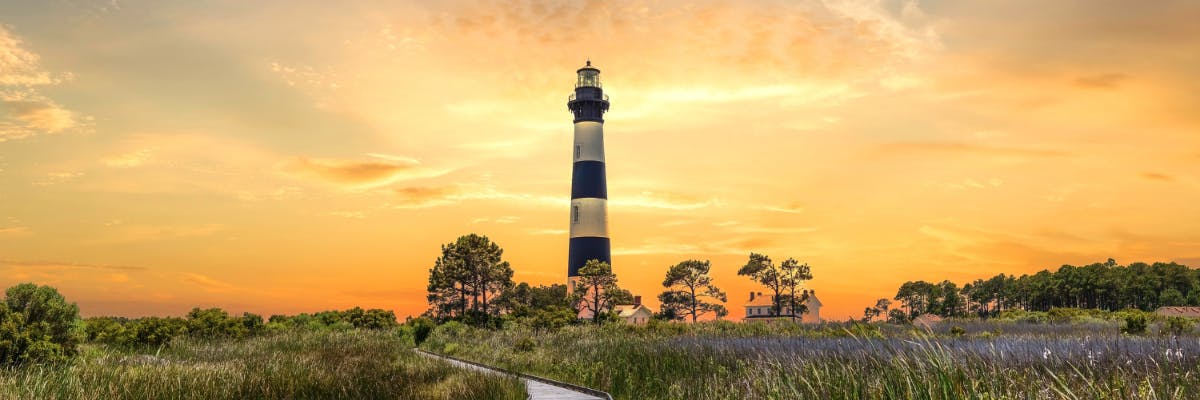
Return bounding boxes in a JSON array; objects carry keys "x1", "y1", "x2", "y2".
[{"x1": 1042, "y1": 348, "x2": 1051, "y2": 360}]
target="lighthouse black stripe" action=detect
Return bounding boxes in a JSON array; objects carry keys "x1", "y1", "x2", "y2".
[
  {"x1": 567, "y1": 236, "x2": 611, "y2": 277},
  {"x1": 570, "y1": 161, "x2": 607, "y2": 199}
]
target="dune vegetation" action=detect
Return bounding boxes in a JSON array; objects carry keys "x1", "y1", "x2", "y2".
[
  {"x1": 0, "y1": 328, "x2": 525, "y2": 400},
  {"x1": 421, "y1": 315, "x2": 1200, "y2": 400}
]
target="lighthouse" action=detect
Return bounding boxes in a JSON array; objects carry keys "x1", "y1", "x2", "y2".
[{"x1": 566, "y1": 60, "x2": 611, "y2": 292}]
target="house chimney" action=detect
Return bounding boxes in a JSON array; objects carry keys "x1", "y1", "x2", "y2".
[
  {"x1": 633, "y1": 295, "x2": 641, "y2": 307},
  {"x1": 750, "y1": 292, "x2": 755, "y2": 301}
]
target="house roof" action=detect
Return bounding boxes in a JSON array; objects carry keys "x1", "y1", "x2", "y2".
[
  {"x1": 744, "y1": 296, "x2": 775, "y2": 307},
  {"x1": 912, "y1": 314, "x2": 943, "y2": 326},
  {"x1": 613, "y1": 304, "x2": 652, "y2": 317},
  {"x1": 1156, "y1": 307, "x2": 1200, "y2": 317}
]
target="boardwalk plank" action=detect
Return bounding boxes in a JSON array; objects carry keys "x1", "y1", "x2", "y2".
[{"x1": 418, "y1": 350, "x2": 605, "y2": 400}]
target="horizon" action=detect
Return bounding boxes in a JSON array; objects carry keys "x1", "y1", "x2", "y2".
[{"x1": 2, "y1": 0, "x2": 1199, "y2": 321}]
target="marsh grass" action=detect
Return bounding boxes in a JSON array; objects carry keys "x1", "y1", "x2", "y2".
[
  {"x1": 0, "y1": 329, "x2": 524, "y2": 400},
  {"x1": 423, "y1": 320, "x2": 1200, "y2": 400}
]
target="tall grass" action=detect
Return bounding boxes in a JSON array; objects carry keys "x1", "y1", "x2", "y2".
[
  {"x1": 0, "y1": 329, "x2": 525, "y2": 400},
  {"x1": 422, "y1": 320, "x2": 1200, "y2": 400}
]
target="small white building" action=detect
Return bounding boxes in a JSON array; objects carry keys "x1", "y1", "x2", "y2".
[
  {"x1": 577, "y1": 295, "x2": 654, "y2": 324},
  {"x1": 743, "y1": 290, "x2": 822, "y2": 323},
  {"x1": 614, "y1": 303, "x2": 653, "y2": 325}
]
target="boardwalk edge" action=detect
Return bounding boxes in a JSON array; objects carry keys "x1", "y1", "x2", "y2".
[{"x1": 415, "y1": 348, "x2": 614, "y2": 400}]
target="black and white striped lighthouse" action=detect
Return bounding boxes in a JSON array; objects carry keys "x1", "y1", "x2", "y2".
[{"x1": 566, "y1": 60, "x2": 611, "y2": 291}]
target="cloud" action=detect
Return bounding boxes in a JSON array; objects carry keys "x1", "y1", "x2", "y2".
[
  {"x1": 96, "y1": 223, "x2": 225, "y2": 245},
  {"x1": 32, "y1": 171, "x2": 84, "y2": 186},
  {"x1": 472, "y1": 216, "x2": 519, "y2": 224},
  {"x1": 328, "y1": 210, "x2": 366, "y2": 219},
  {"x1": 0, "y1": 259, "x2": 147, "y2": 271},
  {"x1": 103, "y1": 149, "x2": 154, "y2": 168},
  {"x1": 391, "y1": 184, "x2": 562, "y2": 209},
  {"x1": 182, "y1": 272, "x2": 237, "y2": 292},
  {"x1": 0, "y1": 27, "x2": 59, "y2": 86},
  {"x1": 1074, "y1": 73, "x2": 1129, "y2": 89},
  {"x1": 612, "y1": 191, "x2": 720, "y2": 211},
  {"x1": 0, "y1": 26, "x2": 84, "y2": 142},
  {"x1": 0, "y1": 226, "x2": 30, "y2": 236},
  {"x1": 527, "y1": 228, "x2": 567, "y2": 235},
  {"x1": 391, "y1": 185, "x2": 465, "y2": 209},
  {"x1": 282, "y1": 156, "x2": 438, "y2": 188},
  {"x1": 757, "y1": 202, "x2": 805, "y2": 214},
  {"x1": 366, "y1": 153, "x2": 421, "y2": 164},
  {"x1": 1140, "y1": 172, "x2": 1173, "y2": 182},
  {"x1": 876, "y1": 142, "x2": 1067, "y2": 159}
]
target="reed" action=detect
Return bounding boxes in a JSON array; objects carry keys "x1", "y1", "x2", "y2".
[
  {"x1": 423, "y1": 320, "x2": 1200, "y2": 400},
  {"x1": 0, "y1": 329, "x2": 525, "y2": 400}
]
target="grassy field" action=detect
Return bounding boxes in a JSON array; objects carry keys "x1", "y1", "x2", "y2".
[
  {"x1": 0, "y1": 329, "x2": 525, "y2": 400},
  {"x1": 421, "y1": 320, "x2": 1200, "y2": 400}
]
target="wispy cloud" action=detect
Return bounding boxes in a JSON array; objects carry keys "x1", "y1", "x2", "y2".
[
  {"x1": 95, "y1": 224, "x2": 225, "y2": 245},
  {"x1": 0, "y1": 259, "x2": 147, "y2": 271},
  {"x1": 1074, "y1": 73, "x2": 1129, "y2": 89},
  {"x1": 281, "y1": 157, "x2": 442, "y2": 188},
  {"x1": 1140, "y1": 172, "x2": 1173, "y2": 182},
  {"x1": 0, "y1": 26, "x2": 86, "y2": 142},
  {"x1": 527, "y1": 228, "x2": 567, "y2": 236},
  {"x1": 102, "y1": 149, "x2": 154, "y2": 168},
  {"x1": 876, "y1": 142, "x2": 1067, "y2": 159},
  {"x1": 182, "y1": 272, "x2": 237, "y2": 293},
  {"x1": 0, "y1": 226, "x2": 30, "y2": 236},
  {"x1": 612, "y1": 191, "x2": 720, "y2": 211},
  {"x1": 757, "y1": 202, "x2": 805, "y2": 214}
]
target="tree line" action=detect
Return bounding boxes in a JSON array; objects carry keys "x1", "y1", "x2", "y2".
[
  {"x1": 863, "y1": 259, "x2": 1199, "y2": 323},
  {"x1": 426, "y1": 234, "x2": 816, "y2": 326}
]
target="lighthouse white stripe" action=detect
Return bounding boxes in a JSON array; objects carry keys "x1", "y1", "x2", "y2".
[
  {"x1": 572, "y1": 121, "x2": 605, "y2": 163},
  {"x1": 569, "y1": 198, "x2": 609, "y2": 238}
]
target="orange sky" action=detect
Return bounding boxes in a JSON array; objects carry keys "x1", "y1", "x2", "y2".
[{"x1": 1, "y1": 0, "x2": 1198, "y2": 320}]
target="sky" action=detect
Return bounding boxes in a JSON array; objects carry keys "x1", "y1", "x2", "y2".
[{"x1": 1, "y1": 0, "x2": 1198, "y2": 320}]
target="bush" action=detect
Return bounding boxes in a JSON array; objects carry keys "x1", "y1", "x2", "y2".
[
  {"x1": 513, "y1": 336, "x2": 536, "y2": 352},
  {"x1": 0, "y1": 283, "x2": 84, "y2": 366},
  {"x1": 186, "y1": 308, "x2": 247, "y2": 339},
  {"x1": 950, "y1": 326, "x2": 966, "y2": 337},
  {"x1": 1162, "y1": 316, "x2": 1195, "y2": 336},
  {"x1": 409, "y1": 317, "x2": 437, "y2": 345},
  {"x1": 125, "y1": 317, "x2": 186, "y2": 347},
  {"x1": 1122, "y1": 313, "x2": 1147, "y2": 335}
]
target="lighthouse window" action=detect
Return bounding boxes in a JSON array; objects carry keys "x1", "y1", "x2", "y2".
[
  {"x1": 575, "y1": 144, "x2": 581, "y2": 159},
  {"x1": 577, "y1": 70, "x2": 600, "y2": 88},
  {"x1": 572, "y1": 205, "x2": 580, "y2": 223}
]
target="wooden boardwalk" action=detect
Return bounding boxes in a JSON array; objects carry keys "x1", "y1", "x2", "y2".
[{"x1": 416, "y1": 349, "x2": 607, "y2": 400}]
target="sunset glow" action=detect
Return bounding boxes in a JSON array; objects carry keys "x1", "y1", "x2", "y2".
[{"x1": 2, "y1": 0, "x2": 1198, "y2": 320}]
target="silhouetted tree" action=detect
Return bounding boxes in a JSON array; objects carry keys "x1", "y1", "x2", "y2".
[
  {"x1": 573, "y1": 260, "x2": 627, "y2": 324},
  {"x1": 426, "y1": 234, "x2": 515, "y2": 324},
  {"x1": 780, "y1": 258, "x2": 814, "y2": 321},
  {"x1": 738, "y1": 253, "x2": 786, "y2": 316},
  {"x1": 659, "y1": 259, "x2": 728, "y2": 322}
]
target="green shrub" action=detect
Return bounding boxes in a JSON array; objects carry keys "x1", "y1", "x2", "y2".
[
  {"x1": 241, "y1": 312, "x2": 265, "y2": 335},
  {"x1": 1162, "y1": 316, "x2": 1195, "y2": 336},
  {"x1": 998, "y1": 309, "x2": 1048, "y2": 324},
  {"x1": 124, "y1": 316, "x2": 186, "y2": 347},
  {"x1": 409, "y1": 317, "x2": 437, "y2": 345},
  {"x1": 0, "y1": 283, "x2": 84, "y2": 366},
  {"x1": 950, "y1": 326, "x2": 966, "y2": 337},
  {"x1": 1122, "y1": 313, "x2": 1147, "y2": 334},
  {"x1": 186, "y1": 308, "x2": 247, "y2": 339},
  {"x1": 513, "y1": 336, "x2": 536, "y2": 352}
]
